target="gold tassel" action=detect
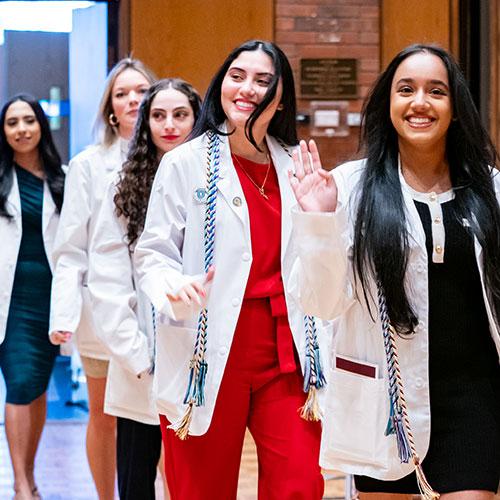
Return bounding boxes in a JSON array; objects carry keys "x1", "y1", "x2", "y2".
[
  {"x1": 299, "y1": 387, "x2": 322, "y2": 421},
  {"x1": 175, "y1": 403, "x2": 194, "y2": 440},
  {"x1": 414, "y1": 458, "x2": 440, "y2": 499}
]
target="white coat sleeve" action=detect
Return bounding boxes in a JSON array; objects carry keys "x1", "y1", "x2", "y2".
[
  {"x1": 49, "y1": 155, "x2": 91, "y2": 334},
  {"x1": 287, "y1": 170, "x2": 355, "y2": 320},
  {"x1": 87, "y1": 181, "x2": 151, "y2": 376},
  {"x1": 134, "y1": 155, "x2": 205, "y2": 321}
]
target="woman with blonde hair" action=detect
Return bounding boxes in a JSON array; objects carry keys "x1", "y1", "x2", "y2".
[{"x1": 49, "y1": 57, "x2": 156, "y2": 499}]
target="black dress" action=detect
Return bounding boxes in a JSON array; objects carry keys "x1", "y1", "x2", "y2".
[
  {"x1": 355, "y1": 196, "x2": 500, "y2": 494},
  {"x1": 0, "y1": 165, "x2": 59, "y2": 404}
]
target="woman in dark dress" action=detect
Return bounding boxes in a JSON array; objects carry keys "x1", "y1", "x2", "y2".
[
  {"x1": 0, "y1": 94, "x2": 64, "y2": 500},
  {"x1": 288, "y1": 45, "x2": 499, "y2": 499}
]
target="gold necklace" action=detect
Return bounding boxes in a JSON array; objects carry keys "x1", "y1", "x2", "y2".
[{"x1": 232, "y1": 154, "x2": 271, "y2": 200}]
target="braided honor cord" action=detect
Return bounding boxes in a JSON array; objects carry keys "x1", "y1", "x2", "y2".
[
  {"x1": 300, "y1": 315, "x2": 327, "y2": 421},
  {"x1": 175, "y1": 131, "x2": 220, "y2": 440},
  {"x1": 275, "y1": 137, "x2": 326, "y2": 421},
  {"x1": 378, "y1": 283, "x2": 439, "y2": 499},
  {"x1": 149, "y1": 303, "x2": 157, "y2": 374}
]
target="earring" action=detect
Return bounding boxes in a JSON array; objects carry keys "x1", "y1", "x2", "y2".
[
  {"x1": 109, "y1": 113, "x2": 119, "y2": 126},
  {"x1": 277, "y1": 104, "x2": 284, "y2": 111}
]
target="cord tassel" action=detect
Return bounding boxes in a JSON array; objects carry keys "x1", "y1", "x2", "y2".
[
  {"x1": 194, "y1": 360, "x2": 208, "y2": 406},
  {"x1": 299, "y1": 386, "x2": 322, "y2": 421},
  {"x1": 385, "y1": 400, "x2": 395, "y2": 435},
  {"x1": 414, "y1": 458, "x2": 440, "y2": 499},
  {"x1": 175, "y1": 402, "x2": 194, "y2": 441},
  {"x1": 393, "y1": 411, "x2": 411, "y2": 463},
  {"x1": 313, "y1": 345, "x2": 326, "y2": 388}
]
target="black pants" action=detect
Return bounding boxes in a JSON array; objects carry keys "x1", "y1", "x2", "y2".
[{"x1": 117, "y1": 417, "x2": 162, "y2": 500}]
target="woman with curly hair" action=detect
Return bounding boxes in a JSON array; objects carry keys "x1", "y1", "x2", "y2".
[
  {"x1": 49, "y1": 57, "x2": 156, "y2": 500},
  {"x1": 88, "y1": 78, "x2": 201, "y2": 500}
]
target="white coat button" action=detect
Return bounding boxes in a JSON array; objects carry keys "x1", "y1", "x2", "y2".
[
  {"x1": 416, "y1": 263, "x2": 425, "y2": 273},
  {"x1": 233, "y1": 197, "x2": 242, "y2": 207},
  {"x1": 231, "y1": 298, "x2": 240, "y2": 307},
  {"x1": 415, "y1": 377, "x2": 424, "y2": 389},
  {"x1": 219, "y1": 346, "x2": 228, "y2": 356},
  {"x1": 242, "y1": 253, "x2": 250, "y2": 262}
]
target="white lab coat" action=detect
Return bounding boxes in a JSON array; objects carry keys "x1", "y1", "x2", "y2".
[
  {"x1": 288, "y1": 158, "x2": 500, "y2": 480},
  {"x1": 87, "y1": 177, "x2": 158, "y2": 424},
  {"x1": 50, "y1": 138, "x2": 128, "y2": 359},
  {"x1": 0, "y1": 170, "x2": 59, "y2": 344},
  {"x1": 134, "y1": 130, "x2": 332, "y2": 436}
]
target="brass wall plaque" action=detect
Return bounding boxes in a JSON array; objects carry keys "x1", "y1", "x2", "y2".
[{"x1": 300, "y1": 58, "x2": 358, "y2": 99}]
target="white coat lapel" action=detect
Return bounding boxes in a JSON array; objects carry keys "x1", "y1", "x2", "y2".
[
  {"x1": 7, "y1": 170, "x2": 21, "y2": 224},
  {"x1": 103, "y1": 139, "x2": 124, "y2": 172},
  {"x1": 267, "y1": 136, "x2": 296, "y2": 259},
  {"x1": 42, "y1": 182, "x2": 57, "y2": 234},
  {"x1": 398, "y1": 163, "x2": 427, "y2": 250},
  {"x1": 215, "y1": 133, "x2": 249, "y2": 231}
]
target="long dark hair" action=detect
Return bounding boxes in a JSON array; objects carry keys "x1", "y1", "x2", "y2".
[
  {"x1": 355, "y1": 44, "x2": 500, "y2": 333},
  {"x1": 0, "y1": 93, "x2": 64, "y2": 219},
  {"x1": 114, "y1": 78, "x2": 201, "y2": 248},
  {"x1": 190, "y1": 39, "x2": 297, "y2": 148}
]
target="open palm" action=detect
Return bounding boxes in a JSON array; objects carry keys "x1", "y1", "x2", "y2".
[{"x1": 288, "y1": 140, "x2": 338, "y2": 212}]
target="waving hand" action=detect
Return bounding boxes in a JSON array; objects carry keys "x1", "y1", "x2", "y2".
[{"x1": 288, "y1": 140, "x2": 338, "y2": 213}]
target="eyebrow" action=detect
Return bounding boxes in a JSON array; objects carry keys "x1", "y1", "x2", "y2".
[
  {"x1": 395, "y1": 77, "x2": 449, "y2": 90},
  {"x1": 229, "y1": 66, "x2": 274, "y2": 77},
  {"x1": 151, "y1": 106, "x2": 190, "y2": 112},
  {"x1": 6, "y1": 114, "x2": 35, "y2": 120},
  {"x1": 114, "y1": 84, "x2": 148, "y2": 91}
]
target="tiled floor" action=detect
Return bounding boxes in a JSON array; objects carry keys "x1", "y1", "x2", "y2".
[
  {"x1": 0, "y1": 356, "x2": 347, "y2": 499},
  {"x1": 5, "y1": 359, "x2": 497, "y2": 500},
  {"x1": 0, "y1": 424, "x2": 346, "y2": 499}
]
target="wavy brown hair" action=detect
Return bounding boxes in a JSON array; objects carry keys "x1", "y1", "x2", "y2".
[{"x1": 114, "y1": 78, "x2": 201, "y2": 248}]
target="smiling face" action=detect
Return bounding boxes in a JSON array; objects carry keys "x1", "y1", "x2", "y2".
[
  {"x1": 149, "y1": 87, "x2": 195, "y2": 155},
  {"x1": 220, "y1": 49, "x2": 282, "y2": 138},
  {"x1": 390, "y1": 52, "x2": 452, "y2": 152},
  {"x1": 4, "y1": 100, "x2": 42, "y2": 158},
  {"x1": 111, "y1": 68, "x2": 151, "y2": 139}
]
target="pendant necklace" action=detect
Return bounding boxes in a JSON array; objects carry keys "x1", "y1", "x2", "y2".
[{"x1": 232, "y1": 153, "x2": 271, "y2": 200}]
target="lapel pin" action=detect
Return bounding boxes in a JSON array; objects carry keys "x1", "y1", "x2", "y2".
[{"x1": 193, "y1": 188, "x2": 207, "y2": 204}]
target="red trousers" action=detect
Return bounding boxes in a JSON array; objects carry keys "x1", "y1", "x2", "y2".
[{"x1": 160, "y1": 298, "x2": 324, "y2": 500}]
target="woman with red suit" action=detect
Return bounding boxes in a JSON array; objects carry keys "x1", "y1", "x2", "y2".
[{"x1": 134, "y1": 40, "x2": 331, "y2": 499}]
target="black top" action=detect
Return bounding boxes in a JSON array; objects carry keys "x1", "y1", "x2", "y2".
[{"x1": 355, "y1": 196, "x2": 500, "y2": 494}]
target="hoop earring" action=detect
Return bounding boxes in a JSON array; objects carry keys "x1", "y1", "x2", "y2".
[
  {"x1": 277, "y1": 103, "x2": 284, "y2": 111},
  {"x1": 109, "y1": 113, "x2": 119, "y2": 126}
]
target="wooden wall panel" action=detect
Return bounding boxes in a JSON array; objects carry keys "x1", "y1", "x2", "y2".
[
  {"x1": 381, "y1": 0, "x2": 452, "y2": 69},
  {"x1": 130, "y1": 0, "x2": 273, "y2": 96}
]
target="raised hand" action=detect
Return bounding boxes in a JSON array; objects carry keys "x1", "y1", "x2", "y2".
[
  {"x1": 50, "y1": 331, "x2": 72, "y2": 345},
  {"x1": 288, "y1": 139, "x2": 338, "y2": 213},
  {"x1": 167, "y1": 266, "x2": 215, "y2": 307}
]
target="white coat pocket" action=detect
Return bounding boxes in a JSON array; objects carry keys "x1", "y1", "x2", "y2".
[
  {"x1": 153, "y1": 325, "x2": 197, "y2": 417},
  {"x1": 321, "y1": 368, "x2": 387, "y2": 467}
]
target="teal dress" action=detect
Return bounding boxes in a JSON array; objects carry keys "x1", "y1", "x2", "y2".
[{"x1": 0, "y1": 165, "x2": 59, "y2": 404}]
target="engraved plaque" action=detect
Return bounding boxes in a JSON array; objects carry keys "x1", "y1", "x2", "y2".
[{"x1": 300, "y1": 58, "x2": 358, "y2": 99}]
